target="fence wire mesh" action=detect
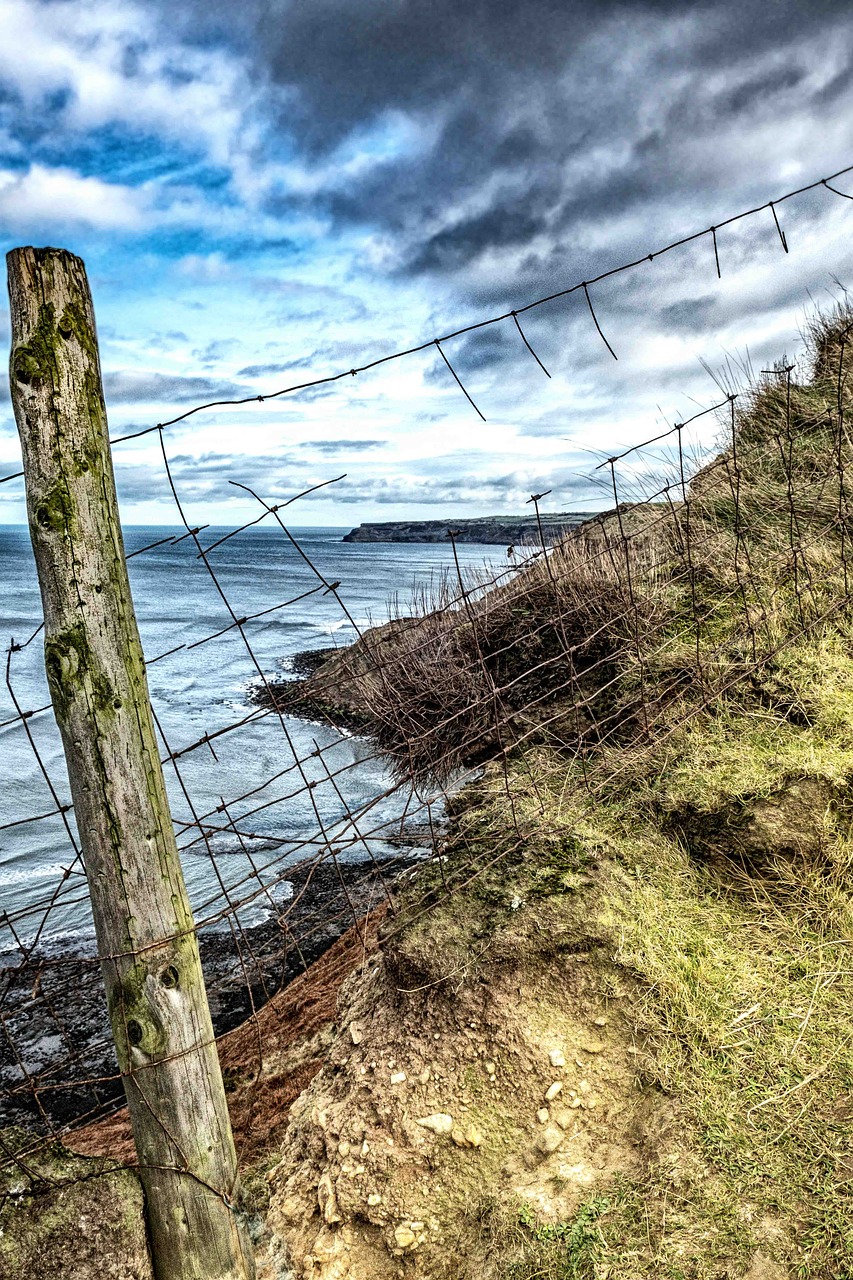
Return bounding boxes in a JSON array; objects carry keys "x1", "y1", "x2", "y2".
[{"x1": 1, "y1": 166, "x2": 853, "y2": 1210}]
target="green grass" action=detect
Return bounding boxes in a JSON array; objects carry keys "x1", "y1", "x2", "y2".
[
  {"x1": 381, "y1": 306, "x2": 853, "y2": 1276},
  {"x1": 393, "y1": 641, "x2": 853, "y2": 1275},
  {"x1": 478, "y1": 1195, "x2": 612, "y2": 1280},
  {"x1": 604, "y1": 815, "x2": 853, "y2": 1274}
]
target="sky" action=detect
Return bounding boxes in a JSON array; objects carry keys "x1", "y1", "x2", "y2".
[{"x1": 1, "y1": 0, "x2": 852, "y2": 527}]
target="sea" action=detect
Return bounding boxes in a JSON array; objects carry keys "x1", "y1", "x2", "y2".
[{"x1": 0, "y1": 525, "x2": 499, "y2": 956}]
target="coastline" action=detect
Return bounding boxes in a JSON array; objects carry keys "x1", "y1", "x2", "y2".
[
  {"x1": 342, "y1": 511, "x2": 592, "y2": 544},
  {"x1": 252, "y1": 634, "x2": 392, "y2": 730},
  {"x1": 1, "y1": 640, "x2": 430, "y2": 1132}
]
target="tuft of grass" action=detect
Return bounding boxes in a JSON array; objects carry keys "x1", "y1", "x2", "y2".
[
  {"x1": 390, "y1": 629, "x2": 853, "y2": 1275},
  {"x1": 602, "y1": 804, "x2": 853, "y2": 1276},
  {"x1": 379, "y1": 304, "x2": 853, "y2": 1275},
  {"x1": 355, "y1": 533, "x2": 664, "y2": 780},
  {"x1": 478, "y1": 1195, "x2": 612, "y2": 1280}
]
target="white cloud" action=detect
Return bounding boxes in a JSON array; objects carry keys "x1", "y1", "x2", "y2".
[
  {"x1": 1, "y1": 0, "x2": 851, "y2": 532},
  {"x1": 0, "y1": 0, "x2": 256, "y2": 169},
  {"x1": 0, "y1": 162, "x2": 146, "y2": 229}
]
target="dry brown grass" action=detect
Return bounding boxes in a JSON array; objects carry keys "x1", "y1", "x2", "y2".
[
  {"x1": 352, "y1": 527, "x2": 667, "y2": 779},
  {"x1": 268, "y1": 308, "x2": 853, "y2": 802}
]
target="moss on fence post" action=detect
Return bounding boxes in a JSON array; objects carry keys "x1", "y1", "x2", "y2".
[{"x1": 6, "y1": 246, "x2": 255, "y2": 1280}]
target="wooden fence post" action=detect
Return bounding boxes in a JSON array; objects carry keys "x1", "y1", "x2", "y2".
[{"x1": 6, "y1": 246, "x2": 255, "y2": 1280}]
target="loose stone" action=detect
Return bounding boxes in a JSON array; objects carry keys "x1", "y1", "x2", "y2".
[
  {"x1": 450, "y1": 1124, "x2": 483, "y2": 1149},
  {"x1": 394, "y1": 1224, "x2": 417, "y2": 1250},
  {"x1": 536, "y1": 1127, "x2": 564, "y2": 1155},
  {"x1": 545, "y1": 1081, "x2": 563, "y2": 1102},
  {"x1": 416, "y1": 1113, "x2": 454, "y2": 1135},
  {"x1": 318, "y1": 1172, "x2": 342, "y2": 1225}
]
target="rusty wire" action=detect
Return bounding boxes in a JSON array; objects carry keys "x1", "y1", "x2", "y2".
[{"x1": 2, "y1": 168, "x2": 853, "y2": 1200}]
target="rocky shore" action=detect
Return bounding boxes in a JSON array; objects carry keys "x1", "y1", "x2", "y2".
[
  {"x1": 2, "y1": 638, "x2": 431, "y2": 1134},
  {"x1": 342, "y1": 511, "x2": 591, "y2": 544},
  {"x1": 253, "y1": 625, "x2": 413, "y2": 730},
  {"x1": 0, "y1": 853, "x2": 419, "y2": 1131}
]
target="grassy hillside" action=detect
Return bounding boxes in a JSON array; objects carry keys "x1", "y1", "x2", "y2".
[
  {"x1": 13, "y1": 308, "x2": 853, "y2": 1280},
  {"x1": 259, "y1": 306, "x2": 853, "y2": 1279}
]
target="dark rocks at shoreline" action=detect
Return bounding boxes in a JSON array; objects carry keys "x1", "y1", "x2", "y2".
[
  {"x1": 257, "y1": 676, "x2": 374, "y2": 734},
  {"x1": 288, "y1": 647, "x2": 343, "y2": 678},
  {"x1": 0, "y1": 855, "x2": 419, "y2": 1133},
  {"x1": 254, "y1": 641, "x2": 378, "y2": 732},
  {"x1": 342, "y1": 512, "x2": 592, "y2": 544}
]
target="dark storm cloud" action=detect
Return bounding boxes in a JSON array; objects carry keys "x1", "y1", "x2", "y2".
[
  {"x1": 237, "y1": 360, "x2": 312, "y2": 378},
  {"x1": 255, "y1": 0, "x2": 840, "y2": 150},
  {"x1": 711, "y1": 63, "x2": 807, "y2": 117},
  {"x1": 659, "y1": 295, "x2": 722, "y2": 336},
  {"x1": 237, "y1": 339, "x2": 393, "y2": 383},
  {"x1": 219, "y1": 0, "x2": 853, "y2": 302},
  {"x1": 405, "y1": 201, "x2": 550, "y2": 277},
  {"x1": 424, "y1": 326, "x2": 516, "y2": 381},
  {"x1": 236, "y1": 350, "x2": 336, "y2": 379}
]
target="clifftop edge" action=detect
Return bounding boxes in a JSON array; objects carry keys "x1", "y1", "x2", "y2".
[{"x1": 342, "y1": 511, "x2": 594, "y2": 544}]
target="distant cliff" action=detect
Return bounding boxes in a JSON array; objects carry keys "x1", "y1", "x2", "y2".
[{"x1": 342, "y1": 512, "x2": 593, "y2": 545}]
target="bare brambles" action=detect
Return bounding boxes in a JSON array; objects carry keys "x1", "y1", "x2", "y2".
[{"x1": 270, "y1": 307, "x2": 853, "y2": 808}]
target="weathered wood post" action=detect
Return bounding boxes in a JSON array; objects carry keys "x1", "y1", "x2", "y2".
[{"x1": 6, "y1": 247, "x2": 255, "y2": 1280}]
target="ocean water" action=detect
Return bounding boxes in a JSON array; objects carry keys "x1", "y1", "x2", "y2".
[{"x1": 0, "y1": 525, "x2": 498, "y2": 953}]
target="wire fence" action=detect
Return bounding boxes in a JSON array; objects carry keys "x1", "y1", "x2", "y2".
[{"x1": 1, "y1": 163, "x2": 852, "y2": 1218}]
